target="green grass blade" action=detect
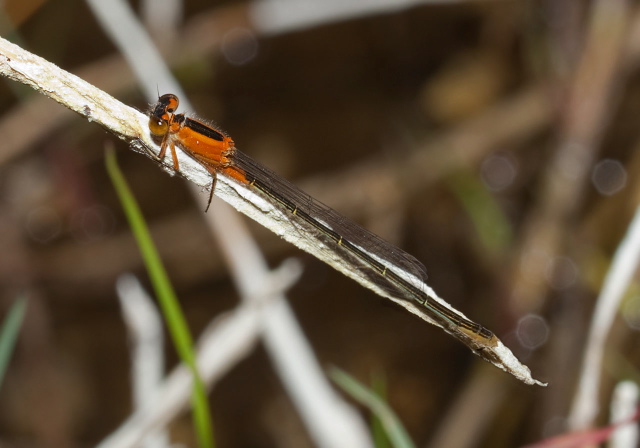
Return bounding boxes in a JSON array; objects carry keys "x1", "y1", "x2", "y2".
[
  {"x1": 329, "y1": 367, "x2": 415, "y2": 448},
  {"x1": 370, "y1": 371, "x2": 392, "y2": 448},
  {"x1": 0, "y1": 296, "x2": 27, "y2": 389},
  {"x1": 105, "y1": 147, "x2": 214, "y2": 448}
]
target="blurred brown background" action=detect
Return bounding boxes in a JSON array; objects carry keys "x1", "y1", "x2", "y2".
[{"x1": 1, "y1": 0, "x2": 640, "y2": 447}]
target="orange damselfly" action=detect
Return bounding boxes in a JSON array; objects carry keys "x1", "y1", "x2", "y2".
[{"x1": 148, "y1": 93, "x2": 497, "y2": 350}]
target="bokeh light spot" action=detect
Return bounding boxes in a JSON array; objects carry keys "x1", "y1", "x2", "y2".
[
  {"x1": 516, "y1": 314, "x2": 549, "y2": 350},
  {"x1": 545, "y1": 256, "x2": 578, "y2": 291},
  {"x1": 222, "y1": 28, "x2": 259, "y2": 66},
  {"x1": 480, "y1": 154, "x2": 517, "y2": 191},
  {"x1": 592, "y1": 159, "x2": 627, "y2": 196}
]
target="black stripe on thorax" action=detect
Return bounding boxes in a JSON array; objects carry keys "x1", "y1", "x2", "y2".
[{"x1": 183, "y1": 117, "x2": 225, "y2": 142}]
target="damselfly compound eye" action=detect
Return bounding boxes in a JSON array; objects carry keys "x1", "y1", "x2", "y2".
[
  {"x1": 158, "y1": 94, "x2": 179, "y2": 114},
  {"x1": 149, "y1": 118, "x2": 169, "y2": 136}
]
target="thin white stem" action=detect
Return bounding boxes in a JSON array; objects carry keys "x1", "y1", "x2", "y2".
[
  {"x1": 251, "y1": 0, "x2": 509, "y2": 35},
  {"x1": 97, "y1": 304, "x2": 263, "y2": 448},
  {"x1": 116, "y1": 274, "x2": 169, "y2": 448},
  {"x1": 568, "y1": 204, "x2": 640, "y2": 429},
  {"x1": 609, "y1": 381, "x2": 639, "y2": 448}
]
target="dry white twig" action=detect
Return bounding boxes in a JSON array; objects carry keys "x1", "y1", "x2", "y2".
[
  {"x1": 251, "y1": 0, "x2": 506, "y2": 35},
  {"x1": 568, "y1": 204, "x2": 640, "y2": 429},
  {"x1": 116, "y1": 274, "x2": 169, "y2": 448},
  {"x1": 97, "y1": 304, "x2": 263, "y2": 448},
  {"x1": 609, "y1": 381, "x2": 639, "y2": 448}
]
